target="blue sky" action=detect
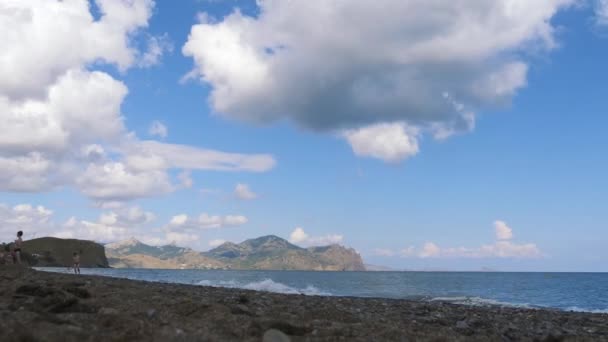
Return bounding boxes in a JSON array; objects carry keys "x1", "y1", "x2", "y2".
[{"x1": 1, "y1": 0, "x2": 607, "y2": 271}]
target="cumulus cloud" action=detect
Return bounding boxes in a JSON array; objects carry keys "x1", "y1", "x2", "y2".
[
  {"x1": 54, "y1": 206, "x2": 157, "y2": 243},
  {"x1": 76, "y1": 162, "x2": 174, "y2": 201},
  {"x1": 156, "y1": 212, "x2": 247, "y2": 248},
  {"x1": 288, "y1": 227, "x2": 344, "y2": 247},
  {"x1": 494, "y1": 220, "x2": 514, "y2": 240},
  {"x1": 395, "y1": 221, "x2": 541, "y2": 259},
  {"x1": 343, "y1": 123, "x2": 419, "y2": 162},
  {"x1": 168, "y1": 213, "x2": 248, "y2": 230},
  {"x1": 0, "y1": 203, "x2": 55, "y2": 240},
  {"x1": 0, "y1": 0, "x2": 276, "y2": 201},
  {"x1": 0, "y1": 202, "x2": 159, "y2": 244},
  {"x1": 183, "y1": 0, "x2": 573, "y2": 161},
  {"x1": 149, "y1": 121, "x2": 168, "y2": 139},
  {"x1": 0, "y1": 0, "x2": 154, "y2": 100},
  {"x1": 234, "y1": 183, "x2": 257, "y2": 200}
]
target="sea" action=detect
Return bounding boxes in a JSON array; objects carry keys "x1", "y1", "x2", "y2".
[{"x1": 37, "y1": 268, "x2": 608, "y2": 314}]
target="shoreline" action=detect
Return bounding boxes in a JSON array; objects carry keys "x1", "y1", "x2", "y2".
[
  {"x1": 2, "y1": 267, "x2": 607, "y2": 341},
  {"x1": 34, "y1": 267, "x2": 607, "y2": 314}
]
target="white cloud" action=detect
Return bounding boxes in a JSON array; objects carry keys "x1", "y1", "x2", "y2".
[
  {"x1": 234, "y1": 183, "x2": 257, "y2": 200},
  {"x1": 0, "y1": 202, "x2": 159, "y2": 244},
  {"x1": 76, "y1": 162, "x2": 174, "y2": 201},
  {"x1": 0, "y1": 1, "x2": 276, "y2": 202},
  {"x1": 124, "y1": 141, "x2": 276, "y2": 172},
  {"x1": 183, "y1": 0, "x2": 574, "y2": 161},
  {"x1": 343, "y1": 123, "x2": 419, "y2": 162},
  {"x1": 397, "y1": 221, "x2": 541, "y2": 259},
  {"x1": 0, "y1": 0, "x2": 154, "y2": 100},
  {"x1": 0, "y1": 204, "x2": 55, "y2": 240},
  {"x1": 139, "y1": 34, "x2": 173, "y2": 68},
  {"x1": 494, "y1": 220, "x2": 514, "y2": 240},
  {"x1": 419, "y1": 242, "x2": 442, "y2": 258},
  {"x1": 288, "y1": 227, "x2": 344, "y2": 247},
  {"x1": 208, "y1": 239, "x2": 226, "y2": 248},
  {"x1": 168, "y1": 213, "x2": 248, "y2": 230},
  {"x1": 170, "y1": 214, "x2": 189, "y2": 226},
  {"x1": 0, "y1": 153, "x2": 54, "y2": 192},
  {"x1": 53, "y1": 206, "x2": 157, "y2": 243},
  {"x1": 149, "y1": 121, "x2": 168, "y2": 139},
  {"x1": 289, "y1": 227, "x2": 308, "y2": 244},
  {"x1": 596, "y1": 0, "x2": 608, "y2": 26}
]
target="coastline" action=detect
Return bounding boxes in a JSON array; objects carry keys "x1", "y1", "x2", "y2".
[{"x1": 2, "y1": 267, "x2": 607, "y2": 341}]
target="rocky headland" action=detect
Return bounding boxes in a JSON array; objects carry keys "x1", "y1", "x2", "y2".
[
  {"x1": 107, "y1": 235, "x2": 366, "y2": 271},
  {"x1": 1, "y1": 267, "x2": 607, "y2": 341}
]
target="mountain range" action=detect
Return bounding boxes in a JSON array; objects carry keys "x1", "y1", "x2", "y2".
[{"x1": 106, "y1": 235, "x2": 366, "y2": 271}]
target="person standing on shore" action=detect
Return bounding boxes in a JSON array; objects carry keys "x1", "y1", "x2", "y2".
[
  {"x1": 73, "y1": 252, "x2": 80, "y2": 274},
  {"x1": 14, "y1": 231, "x2": 23, "y2": 264}
]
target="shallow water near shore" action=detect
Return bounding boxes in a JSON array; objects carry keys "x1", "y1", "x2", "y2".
[{"x1": 37, "y1": 268, "x2": 608, "y2": 313}]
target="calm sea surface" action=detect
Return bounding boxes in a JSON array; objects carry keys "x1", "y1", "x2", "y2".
[{"x1": 38, "y1": 268, "x2": 608, "y2": 313}]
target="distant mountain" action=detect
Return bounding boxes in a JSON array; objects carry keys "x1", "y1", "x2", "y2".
[
  {"x1": 106, "y1": 238, "x2": 192, "y2": 260},
  {"x1": 105, "y1": 238, "x2": 223, "y2": 269},
  {"x1": 106, "y1": 235, "x2": 366, "y2": 271}
]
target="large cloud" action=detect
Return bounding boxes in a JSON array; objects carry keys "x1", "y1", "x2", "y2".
[
  {"x1": 0, "y1": 0, "x2": 154, "y2": 100},
  {"x1": 0, "y1": 0, "x2": 276, "y2": 201},
  {"x1": 55, "y1": 206, "x2": 157, "y2": 243},
  {"x1": 0, "y1": 203, "x2": 55, "y2": 240},
  {"x1": 184, "y1": 0, "x2": 573, "y2": 161}
]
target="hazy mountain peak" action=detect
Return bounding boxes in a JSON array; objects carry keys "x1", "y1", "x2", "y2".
[{"x1": 106, "y1": 237, "x2": 142, "y2": 249}]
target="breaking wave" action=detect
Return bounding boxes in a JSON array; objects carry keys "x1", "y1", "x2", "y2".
[
  {"x1": 564, "y1": 307, "x2": 608, "y2": 314},
  {"x1": 430, "y1": 297, "x2": 608, "y2": 314},
  {"x1": 197, "y1": 278, "x2": 331, "y2": 296},
  {"x1": 429, "y1": 296, "x2": 535, "y2": 309}
]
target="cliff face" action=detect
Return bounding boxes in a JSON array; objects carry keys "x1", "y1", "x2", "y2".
[
  {"x1": 20, "y1": 237, "x2": 109, "y2": 268},
  {"x1": 107, "y1": 235, "x2": 366, "y2": 271},
  {"x1": 307, "y1": 245, "x2": 366, "y2": 271}
]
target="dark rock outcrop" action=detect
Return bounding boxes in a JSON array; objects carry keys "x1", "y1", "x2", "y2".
[{"x1": 20, "y1": 237, "x2": 109, "y2": 268}]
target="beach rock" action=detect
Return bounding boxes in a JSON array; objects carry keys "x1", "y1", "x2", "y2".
[
  {"x1": 64, "y1": 286, "x2": 91, "y2": 298},
  {"x1": 456, "y1": 320, "x2": 469, "y2": 329},
  {"x1": 147, "y1": 308, "x2": 157, "y2": 318},
  {"x1": 232, "y1": 304, "x2": 253, "y2": 316},
  {"x1": 263, "y1": 329, "x2": 291, "y2": 342},
  {"x1": 99, "y1": 307, "x2": 120, "y2": 315}
]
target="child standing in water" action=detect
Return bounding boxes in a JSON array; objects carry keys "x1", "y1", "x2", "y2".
[{"x1": 73, "y1": 252, "x2": 81, "y2": 274}]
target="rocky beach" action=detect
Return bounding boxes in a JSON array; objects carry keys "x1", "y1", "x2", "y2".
[{"x1": 0, "y1": 267, "x2": 606, "y2": 341}]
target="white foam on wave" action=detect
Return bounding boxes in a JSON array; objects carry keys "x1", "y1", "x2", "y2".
[
  {"x1": 565, "y1": 307, "x2": 608, "y2": 314},
  {"x1": 196, "y1": 278, "x2": 331, "y2": 296},
  {"x1": 430, "y1": 297, "x2": 608, "y2": 314},
  {"x1": 429, "y1": 296, "x2": 533, "y2": 309}
]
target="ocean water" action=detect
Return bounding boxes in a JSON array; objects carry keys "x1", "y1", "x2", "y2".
[{"x1": 38, "y1": 268, "x2": 608, "y2": 313}]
